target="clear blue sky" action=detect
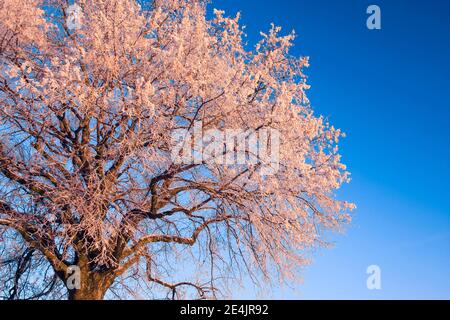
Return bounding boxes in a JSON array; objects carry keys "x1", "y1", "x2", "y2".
[{"x1": 211, "y1": 0, "x2": 450, "y2": 299}]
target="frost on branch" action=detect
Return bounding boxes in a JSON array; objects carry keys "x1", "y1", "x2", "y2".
[{"x1": 0, "y1": 0, "x2": 354, "y2": 299}]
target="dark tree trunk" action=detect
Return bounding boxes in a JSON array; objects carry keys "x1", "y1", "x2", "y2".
[
  {"x1": 68, "y1": 286, "x2": 106, "y2": 300},
  {"x1": 67, "y1": 272, "x2": 111, "y2": 300}
]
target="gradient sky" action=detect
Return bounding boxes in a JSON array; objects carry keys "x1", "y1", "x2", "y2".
[{"x1": 211, "y1": 0, "x2": 450, "y2": 299}]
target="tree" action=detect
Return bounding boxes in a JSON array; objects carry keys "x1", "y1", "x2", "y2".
[{"x1": 0, "y1": 0, "x2": 354, "y2": 300}]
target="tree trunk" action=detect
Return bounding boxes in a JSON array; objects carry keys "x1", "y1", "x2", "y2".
[
  {"x1": 67, "y1": 273, "x2": 111, "y2": 300},
  {"x1": 68, "y1": 287, "x2": 106, "y2": 300}
]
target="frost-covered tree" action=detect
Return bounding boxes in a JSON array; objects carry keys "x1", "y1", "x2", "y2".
[{"x1": 0, "y1": 0, "x2": 354, "y2": 300}]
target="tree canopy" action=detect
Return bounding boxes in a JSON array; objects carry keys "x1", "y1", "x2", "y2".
[{"x1": 0, "y1": 0, "x2": 354, "y2": 299}]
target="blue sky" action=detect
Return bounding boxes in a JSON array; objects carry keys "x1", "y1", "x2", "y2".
[{"x1": 211, "y1": 0, "x2": 450, "y2": 299}]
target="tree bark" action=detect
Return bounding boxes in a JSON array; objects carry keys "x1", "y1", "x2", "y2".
[
  {"x1": 67, "y1": 273, "x2": 111, "y2": 300},
  {"x1": 68, "y1": 287, "x2": 106, "y2": 300}
]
